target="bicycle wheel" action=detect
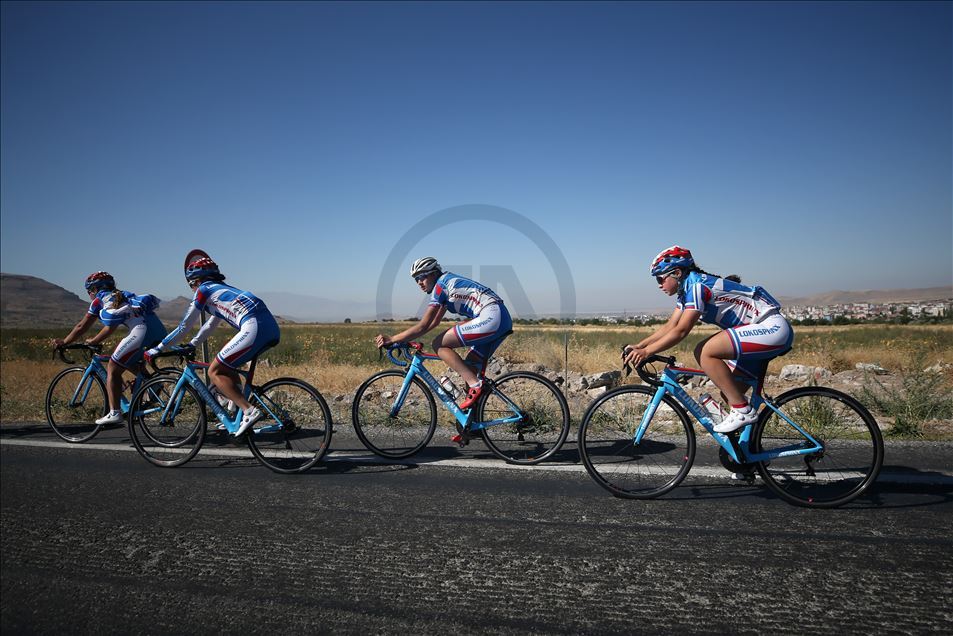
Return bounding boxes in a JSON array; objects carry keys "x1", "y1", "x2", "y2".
[
  {"x1": 752, "y1": 386, "x2": 884, "y2": 508},
  {"x1": 352, "y1": 371, "x2": 437, "y2": 458},
  {"x1": 475, "y1": 372, "x2": 570, "y2": 464},
  {"x1": 247, "y1": 378, "x2": 333, "y2": 474},
  {"x1": 45, "y1": 367, "x2": 108, "y2": 443},
  {"x1": 578, "y1": 385, "x2": 696, "y2": 499},
  {"x1": 127, "y1": 376, "x2": 206, "y2": 467}
]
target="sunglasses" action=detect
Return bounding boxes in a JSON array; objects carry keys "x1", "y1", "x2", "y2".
[
  {"x1": 655, "y1": 272, "x2": 678, "y2": 285},
  {"x1": 414, "y1": 273, "x2": 431, "y2": 282}
]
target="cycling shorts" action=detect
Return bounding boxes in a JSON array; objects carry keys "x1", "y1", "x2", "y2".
[
  {"x1": 453, "y1": 303, "x2": 513, "y2": 360},
  {"x1": 216, "y1": 315, "x2": 281, "y2": 369},
  {"x1": 725, "y1": 313, "x2": 794, "y2": 378},
  {"x1": 111, "y1": 314, "x2": 168, "y2": 370}
]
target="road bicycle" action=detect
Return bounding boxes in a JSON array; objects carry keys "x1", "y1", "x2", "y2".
[
  {"x1": 127, "y1": 345, "x2": 332, "y2": 474},
  {"x1": 352, "y1": 342, "x2": 570, "y2": 464},
  {"x1": 577, "y1": 354, "x2": 884, "y2": 508},
  {"x1": 45, "y1": 344, "x2": 178, "y2": 443}
]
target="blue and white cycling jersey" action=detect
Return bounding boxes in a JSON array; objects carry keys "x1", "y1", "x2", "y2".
[
  {"x1": 87, "y1": 290, "x2": 167, "y2": 368},
  {"x1": 87, "y1": 290, "x2": 162, "y2": 329},
  {"x1": 429, "y1": 272, "x2": 503, "y2": 319},
  {"x1": 156, "y1": 282, "x2": 274, "y2": 351},
  {"x1": 677, "y1": 272, "x2": 782, "y2": 329}
]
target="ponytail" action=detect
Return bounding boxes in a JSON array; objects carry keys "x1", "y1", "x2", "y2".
[
  {"x1": 110, "y1": 291, "x2": 128, "y2": 310},
  {"x1": 686, "y1": 266, "x2": 741, "y2": 284}
]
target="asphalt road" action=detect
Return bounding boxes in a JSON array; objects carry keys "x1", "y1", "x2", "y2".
[{"x1": 2, "y1": 423, "x2": 952, "y2": 635}]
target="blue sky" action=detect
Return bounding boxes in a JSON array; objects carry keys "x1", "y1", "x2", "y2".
[{"x1": 2, "y1": 1, "x2": 950, "y2": 317}]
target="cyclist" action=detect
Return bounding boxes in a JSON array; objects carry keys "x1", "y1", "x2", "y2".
[
  {"x1": 145, "y1": 257, "x2": 280, "y2": 436},
  {"x1": 623, "y1": 246, "x2": 793, "y2": 433},
  {"x1": 375, "y1": 257, "x2": 512, "y2": 412},
  {"x1": 53, "y1": 271, "x2": 168, "y2": 426}
]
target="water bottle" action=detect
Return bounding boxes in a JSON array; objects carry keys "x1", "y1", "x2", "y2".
[
  {"x1": 438, "y1": 376, "x2": 460, "y2": 399},
  {"x1": 699, "y1": 393, "x2": 726, "y2": 423},
  {"x1": 209, "y1": 385, "x2": 235, "y2": 415}
]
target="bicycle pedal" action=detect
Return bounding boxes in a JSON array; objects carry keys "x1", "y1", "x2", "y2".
[{"x1": 450, "y1": 433, "x2": 470, "y2": 447}]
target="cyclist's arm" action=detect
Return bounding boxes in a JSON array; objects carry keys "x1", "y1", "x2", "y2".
[
  {"x1": 633, "y1": 308, "x2": 682, "y2": 349},
  {"x1": 55, "y1": 313, "x2": 98, "y2": 346},
  {"x1": 189, "y1": 315, "x2": 222, "y2": 347},
  {"x1": 85, "y1": 324, "x2": 119, "y2": 346},
  {"x1": 154, "y1": 303, "x2": 202, "y2": 351},
  {"x1": 641, "y1": 310, "x2": 701, "y2": 356},
  {"x1": 384, "y1": 304, "x2": 447, "y2": 344}
]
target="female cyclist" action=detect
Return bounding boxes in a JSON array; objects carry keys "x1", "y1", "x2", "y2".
[
  {"x1": 53, "y1": 271, "x2": 168, "y2": 425},
  {"x1": 145, "y1": 257, "x2": 280, "y2": 436},
  {"x1": 375, "y1": 257, "x2": 512, "y2": 411},
  {"x1": 623, "y1": 246, "x2": 794, "y2": 433}
]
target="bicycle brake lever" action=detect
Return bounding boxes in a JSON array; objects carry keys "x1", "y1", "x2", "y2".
[{"x1": 621, "y1": 346, "x2": 632, "y2": 377}]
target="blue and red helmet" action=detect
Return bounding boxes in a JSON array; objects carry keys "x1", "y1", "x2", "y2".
[
  {"x1": 185, "y1": 257, "x2": 224, "y2": 283},
  {"x1": 84, "y1": 271, "x2": 115, "y2": 293},
  {"x1": 649, "y1": 246, "x2": 694, "y2": 277}
]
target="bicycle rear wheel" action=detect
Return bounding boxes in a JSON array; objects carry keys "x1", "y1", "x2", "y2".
[
  {"x1": 247, "y1": 378, "x2": 333, "y2": 473},
  {"x1": 578, "y1": 385, "x2": 695, "y2": 499},
  {"x1": 128, "y1": 376, "x2": 206, "y2": 467},
  {"x1": 752, "y1": 387, "x2": 884, "y2": 508},
  {"x1": 45, "y1": 367, "x2": 107, "y2": 443},
  {"x1": 352, "y1": 371, "x2": 437, "y2": 458},
  {"x1": 475, "y1": 372, "x2": 570, "y2": 464}
]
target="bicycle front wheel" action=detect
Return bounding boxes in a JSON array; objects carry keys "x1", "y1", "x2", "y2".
[
  {"x1": 578, "y1": 385, "x2": 695, "y2": 499},
  {"x1": 247, "y1": 378, "x2": 333, "y2": 473},
  {"x1": 475, "y1": 372, "x2": 570, "y2": 464},
  {"x1": 352, "y1": 371, "x2": 437, "y2": 458},
  {"x1": 128, "y1": 376, "x2": 206, "y2": 467},
  {"x1": 752, "y1": 387, "x2": 884, "y2": 508},
  {"x1": 45, "y1": 367, "x2": 108, "y2": 443}
]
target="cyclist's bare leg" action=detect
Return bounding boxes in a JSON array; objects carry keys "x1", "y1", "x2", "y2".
[
  {"x1": 693, "y1": 336, "x2": 747, "y2": 403},
  {"x1": 432, "y1": 328, "x2": 479, "y2": 387},
  {"x1": 208, "y1": 358, "x2": 253, "y2": 411},
  {"x1": 105, "y1": 359, "x2": 127, "y2": 412},
  {"x1": 697, "y1": 331, "x2": 748, "y2": 406}
]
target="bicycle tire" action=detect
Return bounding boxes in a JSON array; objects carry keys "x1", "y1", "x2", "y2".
[
  {"x1": 246, "y1": 378, "x2": 333, "y2": 474},
  {"x1": 127, "y1": 375, "x2": 206, "y2": 467},
  {"x1": 752, "y1": 386, "x2": 884, "y2": 508},
  {"x1": 474, "y1": 371, "x2": 570, "y2": 464},
  {"x1": 578, "y1": 385, "x2": 696, "y2": 499},
  {"x1": 352, "y1": 370, "x2": 437, "y2": 458},
  {"x1": 45, "y1": 367, "x2": 108, "y2": 443}
]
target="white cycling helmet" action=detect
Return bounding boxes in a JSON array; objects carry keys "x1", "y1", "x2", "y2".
[{"x1": 410, "y1": 257, "x2": 442, "y2": 279}]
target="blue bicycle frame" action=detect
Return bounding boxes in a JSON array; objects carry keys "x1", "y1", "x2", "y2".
[
  {"x1": 384, "y1": 345, "x2": 525, "y2": 434},
  {"x1": 154, "y1": 358, "x2": 282, "y2": 435},
  {"x1": 69, "y1": 354, "x2": 145, "y2": 415},
  {"x1": 637, "y1": 365, "x2": 825, "y2": 465}
]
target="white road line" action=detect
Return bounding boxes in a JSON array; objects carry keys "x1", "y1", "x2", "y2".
[{"x1": 2, "y1": 437, "x2": 950, "y2": 484}]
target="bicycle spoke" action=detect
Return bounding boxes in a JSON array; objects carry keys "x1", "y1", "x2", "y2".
[
  {"x1": 579, "y1": 386, "x2": 694, "y2": 498},
  {"x1": 247, "y1": 379, "x2": 332, "y2": 473},
  {"x1": 754, "y1": 387, "x2": 883, "y2": 507}
]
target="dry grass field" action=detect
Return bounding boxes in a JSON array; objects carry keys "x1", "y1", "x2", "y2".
[{"x1": 2, "y1": 323, "x2": 951, "y2": 436}]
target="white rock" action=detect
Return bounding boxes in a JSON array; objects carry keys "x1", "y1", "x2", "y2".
[{"x1": 855, "y1": 363, "x2": 888, "y2": 375}]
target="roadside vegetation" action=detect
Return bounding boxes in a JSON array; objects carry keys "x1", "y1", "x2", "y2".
[{"x1": 2, "y1": 324, "x2": 951, "y2": 438}]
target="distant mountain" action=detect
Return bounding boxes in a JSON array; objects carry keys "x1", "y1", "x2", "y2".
[
  {"x1": 778, "y1": 286, "x2": 952, "y2": 307},
  {"x1": 1, "y1": 274, "x2": 89, "y2": 328},
  {"x1": 154, "y1": 296, "x2": 192, "y2": 324},
  {"x1": 0, "y1": 274, "x2": 308, "y2": 328}
]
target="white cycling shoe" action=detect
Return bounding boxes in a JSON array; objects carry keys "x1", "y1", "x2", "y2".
[
  {"x1": 95, "y1": 410, "x2": 124, "y2": 426},
  {"x1": 233, "y1": 406, "x2": 262, "y2": 437},
  {"x1": 713, "y1": 406, "x2": 758, "y2": 433}
]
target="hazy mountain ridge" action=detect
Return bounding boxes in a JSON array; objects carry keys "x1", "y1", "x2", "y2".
[
  {"x1": 1, "y1": 273, "x2": 950, "y2": 327},
  {"x1": 778, "y1": 286, "x2": 952, "y2": 307}
]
